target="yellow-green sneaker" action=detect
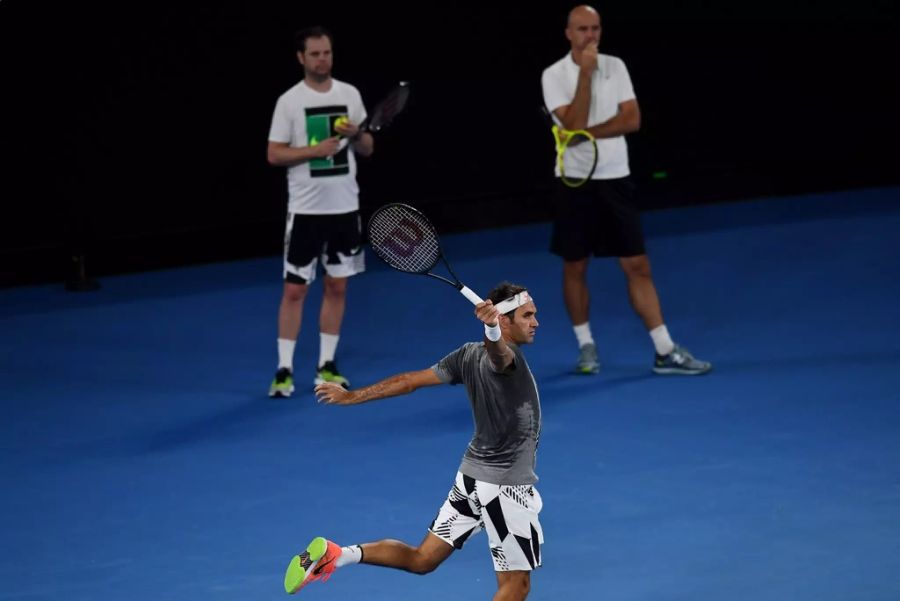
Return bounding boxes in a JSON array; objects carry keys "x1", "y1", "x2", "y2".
[
  {"x1": 269, "y1": 368, "x2": 294, "y2": 398},
  {"x1": 284, "y1": 536, "x2": 342, "y2": 594},
  {"x1": 314, "y1": 361, "x2": 349, "y2": 388}
]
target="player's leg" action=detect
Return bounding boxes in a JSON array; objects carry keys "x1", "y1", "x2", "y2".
[
  {"x1": 478, "y1": 481, "x2": 543, "y2": 601},
  {"x1": 619, "y1": 253, "x2": 663, "y2": 330},
  {"x1": 551, "y1": 182, "x2": 599, "y2": 374},
  {"x1": 283, "y1": 472, "x2": 475, "y2": 593},
  {"x1": 317, "y1": 274, "x2": 346, "y2": 381},
  {"x1": 349, "y1": 471, "x2": 483, "y2": 574},
  {"x1": 279, "y1": 281, "x2": 310, "y2": 340},
  {"x1": 284, "y1": 531, "x2": 454, "y2": 594},
  {"x1": 319, "y1": 275, "x2": 347, "y2": 336},
  {"x1": 271, "y1": 212, "x2": 320, "y2": 397},
  {"x1": 606, "y1": 179, "x2": 711, "y2": 375},
  {"x1": 315, "y1": 211, "x2": 364, "y2": 387},
  {"x1": 495, "y1": 571, "x2": 531, "y2": 601},
  {"x1": 358, "y1": 531, "x2": 454, "y2": 574},
  {"x1": 562, "y1": 258, "x2": 590, "y2": 325}
]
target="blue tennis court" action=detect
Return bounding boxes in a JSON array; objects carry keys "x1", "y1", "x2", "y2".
[{"x1": 2, "y1": 186, "x2": 899, "y2": 601}]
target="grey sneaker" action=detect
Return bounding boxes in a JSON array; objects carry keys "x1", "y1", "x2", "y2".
[
  {"x1": 653, "y1": 344, "x2": 712, "y2": 375},
  {"x1": 576, "y1": 343, "x2": 600, "y2": 374}
]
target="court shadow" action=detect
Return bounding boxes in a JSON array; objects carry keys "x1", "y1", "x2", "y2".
[
  {"x1": 47, "y1": 395, "x2": 304, "y2": 464},
  {"x1": 140, "y1": 395, "x2": 302, "y2": 454}
]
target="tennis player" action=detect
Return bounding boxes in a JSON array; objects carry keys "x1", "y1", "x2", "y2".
[{"x1": 284, "y1": 282, "x2": 543, "y2": 601}]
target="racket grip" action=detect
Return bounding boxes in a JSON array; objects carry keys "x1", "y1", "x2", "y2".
[{"x1": 458, "y1": 286, "x2": 484, "y2": 305}]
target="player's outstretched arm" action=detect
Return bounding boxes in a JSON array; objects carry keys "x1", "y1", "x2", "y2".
[{"x1": 315, "y1": 369, "x2": 442, "y2": 405}]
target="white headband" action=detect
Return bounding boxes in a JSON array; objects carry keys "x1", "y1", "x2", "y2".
[{"x1": 495, "y1": 291, "x2": 534, "y2": 315}]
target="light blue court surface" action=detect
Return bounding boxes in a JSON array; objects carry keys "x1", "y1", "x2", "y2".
[{"x1": 2, "y1": 187, "x2": 899, "y2": 601}]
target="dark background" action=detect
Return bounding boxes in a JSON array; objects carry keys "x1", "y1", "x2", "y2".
[{"x1": 2, "y1": 1, "x2": 898, "y2": 288}]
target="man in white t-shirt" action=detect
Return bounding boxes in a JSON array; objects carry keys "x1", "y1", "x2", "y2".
[
  {"x1": 266, "y1": 26, "x2": 374, "y2": 397},
  {"x1": 541, "y1": 6, "x2": 711, "y2": 376}
]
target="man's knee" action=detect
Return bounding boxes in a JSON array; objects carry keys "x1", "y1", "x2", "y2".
[
  {"x1": 323, "y1": 276, "x2": 348, "y2": 298},
  {"x1": 619, "y1": 254, "x2": 652, "y2": 279},
  {"x1": 497, "y1": 572, "x2": 531, "y2": 600},
  {"x1": 409, "y1": 550, "x2": 442, "y2": 575},
  {"x1": 563, "y1": 258, "x2": 589, "y2": 279},
  {"x1": 282, "y1": 282, "x2": 308, "y2": 303}
]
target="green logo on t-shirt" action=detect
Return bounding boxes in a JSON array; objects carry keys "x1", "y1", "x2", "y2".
[{"x1": 306, "y1": 105, "x2": 350, "y2": 177}]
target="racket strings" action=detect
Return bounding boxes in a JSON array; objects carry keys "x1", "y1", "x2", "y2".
[
  {"x1": 368, "y1": 206, "x2": 440, "y2": 273},
  {"x1": 561, "y1": 132, "x2": 597, "y2": 177},
  {"x1": 559, "y1": 131, "x2": 598, "y2": 186}
]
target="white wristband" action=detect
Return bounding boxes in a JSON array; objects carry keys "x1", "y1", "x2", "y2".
[{"x1": 484, "y1": 322, "x2": 501, "y2": 342}]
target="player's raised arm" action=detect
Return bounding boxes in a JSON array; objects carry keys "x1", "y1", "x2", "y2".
[
  {"x1": 315, "y1": 368, "x2": 442, "y2": 405},
  {"x1": 477, "y1": 300, "x2": 516, "y2": 372}
]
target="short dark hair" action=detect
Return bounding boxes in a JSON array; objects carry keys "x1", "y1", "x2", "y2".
[
  {"x1": 294, "y1": 26, "x2": 333, "y2": 53},
  {"x1": 488, "y1": 281, "x2": 528, "y2": 320}
]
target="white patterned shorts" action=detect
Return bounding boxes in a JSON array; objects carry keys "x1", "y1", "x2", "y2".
[{"x1": 429, "y1": 471, "x2": 544, "y2": 572}]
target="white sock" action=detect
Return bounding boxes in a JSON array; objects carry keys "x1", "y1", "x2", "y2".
[
  {"x1": 573, "y1": 322, "x2": 595, "y2": 348},
  {"x1": 277, "y1": 338, "x2": 296, "y2": 370},
  {"x1": 649, "y1": 325, "x2": 675, "y2": 356},
  {"x1": 319, "y1": 333, "x2": 339, "y2": 368},
  {"x1": 336, "y1": 544, "x2": 362, "y2": 568}
]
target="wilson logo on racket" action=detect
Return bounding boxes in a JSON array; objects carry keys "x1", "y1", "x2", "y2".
[{"x1": 382, "y1": 218, "x2": 425, "y2": 257}]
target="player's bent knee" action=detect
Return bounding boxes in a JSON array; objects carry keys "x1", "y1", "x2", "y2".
[
  {"x1": 408, "y1": 548, "x2": 446, "y2": 575},
  {"x1": 409, "y1": 556, "x2": 440, "y2": 575}
]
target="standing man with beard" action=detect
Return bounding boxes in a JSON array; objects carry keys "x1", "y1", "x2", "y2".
[{"x1": 267, "y1": 26, "x2": 374, "y2": 397}]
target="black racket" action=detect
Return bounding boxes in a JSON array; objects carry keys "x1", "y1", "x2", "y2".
[
  {"x1": 361, "y1": 81, "x2": 410, "y2": 133},
  {"x1": 367, "y1": 203, "x2": 483, "y2": 305}
]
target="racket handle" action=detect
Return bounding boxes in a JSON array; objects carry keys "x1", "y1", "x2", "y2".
[{"x1": 458, "y1": 286, "x2": 483, "y2": 305}]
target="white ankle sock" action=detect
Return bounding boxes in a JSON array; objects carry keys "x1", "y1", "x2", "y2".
[
  {"x1": 336, "y1": 544, "x2": 362, "y2": 568},
  {"x1": 649, "y1": 325, "x2": 675, "y2": 356},
  {"x1": 277, "y1": 338, "x2": 295, "y2": 370},
  {"x1": 574, "y1": 322, "x2": 594, "y2": 348},
  {"x1": 319, "y1": 333, "x2": 339, "y2": 368}
]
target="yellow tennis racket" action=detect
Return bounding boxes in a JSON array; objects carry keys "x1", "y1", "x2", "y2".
[{"x1": 552, "y1": 124, "x2": 598, "y2": 188}]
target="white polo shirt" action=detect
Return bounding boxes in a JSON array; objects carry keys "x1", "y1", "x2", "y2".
[
  {"x1": 541, "y1": 53, "x2": 636, "y2": 179},
  {"x1": 268, "y1": 79, "x2": 367, "y2": 214}
]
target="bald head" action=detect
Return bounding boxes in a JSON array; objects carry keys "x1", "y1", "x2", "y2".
[{"x1": 567, "y1": 5, "x2": 599, "y2": 27}]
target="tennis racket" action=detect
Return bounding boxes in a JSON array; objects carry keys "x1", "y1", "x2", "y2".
[
  {"x1": 367, "y1": 203, "x2": 483, "y2": 306},
  {"x1": 543, "y1": 106, "x2": 598, "y2": 188},
  {"x1": 361, "y1": 81, "x2": 410, "y2": 133},
  {"x1": 336, "y1": 81, "x2": 410, "y2": 149}
]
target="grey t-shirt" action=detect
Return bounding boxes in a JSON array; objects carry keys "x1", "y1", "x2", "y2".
[{"x1": 432, "y1": 342, "x2": 541, "y2": 485}]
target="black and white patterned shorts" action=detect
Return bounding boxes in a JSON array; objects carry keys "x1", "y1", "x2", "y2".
[
  {"x1": 429, "y1": 471, "x2": 544, "y2": 572},
  {"x1": 283, "y1": 211, "x2": 365, "y2": 284}
]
